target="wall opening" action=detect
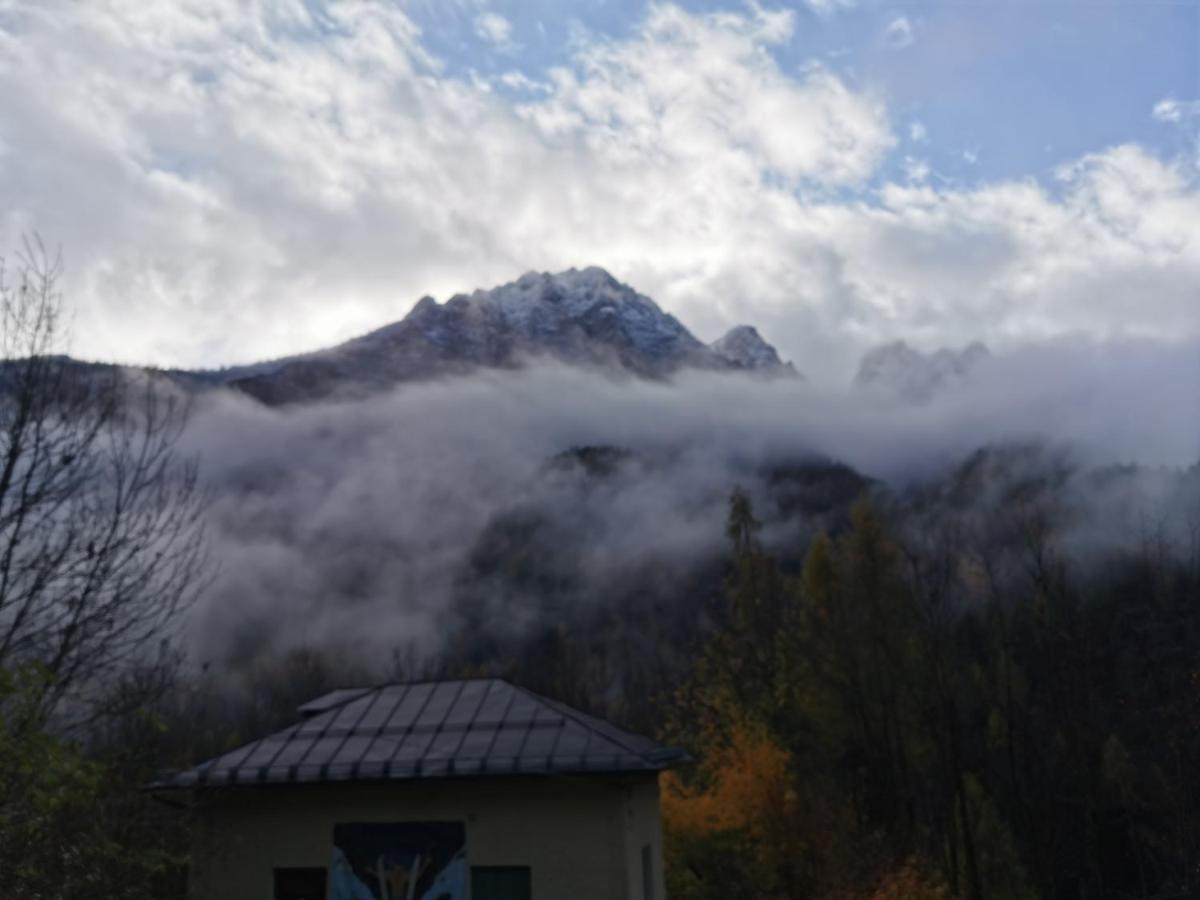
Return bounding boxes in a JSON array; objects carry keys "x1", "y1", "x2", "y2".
[
  {"x1": 471, "y1": 865, "x2": 533, "y2": 900},
  {"x1": 273, "y1": 866, "x2": 327, "y2": 900}
]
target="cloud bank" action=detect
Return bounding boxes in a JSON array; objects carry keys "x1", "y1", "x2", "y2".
[
  {"x1": 0, "y1": 1, "x2": 1196, "y2": 384},
  {"x1": 181, "y1": 336, "x2": 1200, "y2": 665}
]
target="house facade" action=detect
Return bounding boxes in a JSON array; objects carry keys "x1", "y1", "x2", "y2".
[{"x1": 153, "y1": 678, "x2": 687, "y2": 900}]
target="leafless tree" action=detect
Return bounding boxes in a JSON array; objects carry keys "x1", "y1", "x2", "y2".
[{"x1": 0, "y1": 239, "x2": 208, "y2": 713}]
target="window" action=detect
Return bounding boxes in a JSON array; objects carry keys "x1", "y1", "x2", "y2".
[
  {"x1": 641, "y1": 844, "x2": 654, "y2": 900},
  {"x1": 273, "y1": 867, "x2": 327, "y2": 900},
  {"x1": 471, "y1": 865, "x2": 532, "y2": 900}
]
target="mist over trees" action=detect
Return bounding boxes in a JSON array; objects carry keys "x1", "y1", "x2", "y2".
[{"x1": 175, "y1": 334, "x2": 1199, "y2": 674}]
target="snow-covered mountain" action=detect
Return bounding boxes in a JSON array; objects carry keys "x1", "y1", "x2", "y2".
[
  {"x1": 853, "y1": 340, "x2": 990, "y2": 401},
  {"x1": 709, "y1": 325, "x2": 800, "y2": 378},
  {"x1": 223, "y1": 267, "x2": 799, "y2": 404}
]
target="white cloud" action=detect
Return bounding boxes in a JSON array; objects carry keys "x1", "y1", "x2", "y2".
[
  {"x1": 1153, "y1": 99, "x2": 1182, "y2": 123},
  {"x1": 519, "y1": 4, "x2": 892, "y2": 187},
  {"x1": 1153, "y1": 97, "x2": 1200, "y2": 123},
  {"x1": 0, "y1": 1, "x2": 1196, "y2": 386},
  {"x1": 832, "y1": 145, "x2": 1200, "y2": 357},
  {"x1": 474, "y1": 11, "x2": 513, "y2": 49},
  {"x1": 498, "y1": 70, "x2": 550, "y2": 93},
  {"x1": 909, "y1": 120, "x2": 927, "y2": 143},
  {"x1": 884, "y1": 16, "x2": 914, "y2": 48},
  {"x1": 902, "y1": 155, "x2": 929, "y2": 182}
]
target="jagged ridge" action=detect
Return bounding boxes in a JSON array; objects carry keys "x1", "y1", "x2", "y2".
[
  {"x1": 853, "y1": 340, "x2": 989, "y2": 401},
  {"x1": 225, "y1": 267, "x2": 799, "y2": 404}
]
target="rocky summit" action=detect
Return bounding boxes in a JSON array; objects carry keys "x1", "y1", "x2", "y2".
[{"x1": 219, "y1": 267, "x2": 799, "y2": 404}]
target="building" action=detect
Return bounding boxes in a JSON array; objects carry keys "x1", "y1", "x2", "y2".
[{"x1": 152, "y1": 678, "x2": 689, "y2": 900}]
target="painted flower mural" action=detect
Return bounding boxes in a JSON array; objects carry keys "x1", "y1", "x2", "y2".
[{"x1": 330, "y1": 822, "x2": 466, "y2": 900}]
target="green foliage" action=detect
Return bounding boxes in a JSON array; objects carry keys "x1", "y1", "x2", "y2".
[
  {"x1": 666, "y1": 826, "x2": 766, "y2": 900},
  {"x1": 0, "y1": 665, "x2": 186, "y2": 900},
  {"x1": 951, "y1": 775, "x2": 1035, "y2": 900},
  {"x1": 1, "y1": 666, "x2": 111, "y2": 898}
]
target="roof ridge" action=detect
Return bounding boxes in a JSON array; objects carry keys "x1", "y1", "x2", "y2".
[
  {"x1": 296, "y1": 685, "x2": 374, "y2": 717},
  {"x1": 298, "y1": 678, "x2": 504, "y2": 717},
  {"x1": 509, "y1": 683, "x2": 648, "y2": 761}
]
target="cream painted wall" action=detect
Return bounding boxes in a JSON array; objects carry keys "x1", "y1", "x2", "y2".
[
  {"x1": 621, "y1": 778, "x2": 666, "y2": 900},
  {"x1": 189, "y1": 773, "x2": 664, "y2": 900}
]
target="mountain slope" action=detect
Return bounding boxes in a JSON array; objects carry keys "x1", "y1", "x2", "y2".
[
  {"x1": 709, "y1": 325, "x2": 799, "y2": 378},
  {"x1": 225, "y1": 267, "x2": 798, "y2": 404},
  {"x1": 853, "y1": 340, "x2": 989, "y2": 401}
]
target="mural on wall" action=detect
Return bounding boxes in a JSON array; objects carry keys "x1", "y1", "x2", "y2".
[{"x1": 330, "y1": 822, "x2": 466, "y2": 900}]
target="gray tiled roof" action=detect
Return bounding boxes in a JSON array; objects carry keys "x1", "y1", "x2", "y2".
[{"x1": 153, "y1": 678, "x2": 688, "y2": 789}]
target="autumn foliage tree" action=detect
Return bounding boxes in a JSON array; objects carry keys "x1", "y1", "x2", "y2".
[{"x1": 661, "y1": 714, "x2": 798, "y2": 897}]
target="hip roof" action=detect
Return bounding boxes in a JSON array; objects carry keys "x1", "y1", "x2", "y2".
[{"x1": 151, "y1": 678, "x2": 689, "y2": 789}]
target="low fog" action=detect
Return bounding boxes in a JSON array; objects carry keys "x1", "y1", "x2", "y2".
[{"x1": 179, "y1": 335, "x2": 1200, "y2": 667}]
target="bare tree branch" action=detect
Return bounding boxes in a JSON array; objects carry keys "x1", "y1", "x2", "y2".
[{"x1": 0, "y1": 240, "x2": 209, "y2": 715}]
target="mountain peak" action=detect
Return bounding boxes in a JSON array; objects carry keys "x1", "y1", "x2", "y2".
[
  {"x1": 224, "y1": 268, "x2": 800, "y2": 404},
  {"x1": 854, "y1": 340, "x2": 990, "y2": 400},
  {"x1": 503, "y1": 266, "x2": 622, "y2": 300},
  {"x1": 549, "y1": 265, "x2": 622, "y2": 288},
  {"x1": 411, "y1": 295, "x2": 438, "y2": 314},
  {"x1": 710, "y1": 325, "x2": 798, "y2": 377},
  {"x1": 432, "y1": 266, "x2": 699, "y2": 366}
]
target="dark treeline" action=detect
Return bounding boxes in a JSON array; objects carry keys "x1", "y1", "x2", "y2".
[{"x1": 659, "y1": 468, "x2": 1200, "y2": 900}]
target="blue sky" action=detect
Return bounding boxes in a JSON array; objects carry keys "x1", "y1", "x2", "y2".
[
  {"x1": 413, "y1": 0, "x2": 1198, "y2": 185},
  {"x1": 0, "y1": 0, "x2": 1196, "y2": 380}
]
